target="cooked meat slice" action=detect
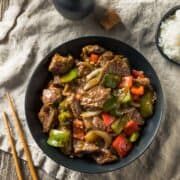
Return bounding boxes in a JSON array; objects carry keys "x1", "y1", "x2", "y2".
[
  {"x1": 80, "y1": 86, "x2": 111, "y2": 109},
  {"x1": 70, "y1": 97, "x2": 82, "y2": 118},
  {"x1": 83, "y1": 118, "x2": 93, "y2": 131},
  {"x1": 59, "y1": 95, "x2": 74, "y2": 111},
  {"x1": 48, "y1": 53, "x2": 74, "y2": 75},
  {"x1": 122, "y1": 107, "x2": 144, "y2": 124},
  {"x1": 73, "y1": 119, "x2": 85, "y2": 140},
  {"x1": 82, "y1": 45, "x2": 105, "y2": 56},
  {"x1": 103, "y1": 55, "x2": 130, "y2": 77},
  {"x1": 81, "y1": 45, "x2": 105, "y2": 61},
  {"x1": 47, "y1": 76, "x2": 61, "y2": 89},
  {"x1": 50, "y1": 76, "x2": 61, "y2": 88},
  {"x1": 42, "y1": 86, "x2": 62, "y2": 105},
  {"x1": 82, "y1": 142, "x2": 99, "y2": 153},
  {"x1": 98, "y1": 51, "x2": 114, "y2": 66},
  {"x1": 131, "y1": 108, "x2": 143, "y2": 124},
  {"x1": 76, "y1": 61, "x2": 93, "y2": 77},
  {"x1": 75, "y1": 87, "x2": 85, "y2": 100},
  {"x1": 93, "y1": 149, "x2": 118, "y2": 164},
  {"x1": 92, "y1": 116, "x2": 106, "y2": 131},
  {"x1": 73, "y1": 140, "x2": 99, "y2": 155},
  {"x1": 71, "y1": 106, "x2": 82, "y2": 120},
  {"x1": 62, "y1": 84, "x2": 74, "y2": 96},
  {"x1": 73, "y1": 140, "x2": 84, "y2": 155},
  {"x1": 38, "y1": 105, "x2": 58, "y2": 133},
  {"x1": 133, "y1": 77, "x2": 150, "y2": 86}
]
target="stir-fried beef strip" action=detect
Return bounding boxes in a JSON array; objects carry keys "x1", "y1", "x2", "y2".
[
  {"x1": 73, "y1": 140, "x2": 100, "y2": 155},
  {"x1": 93, "y1": 149, "x2": 118, "y2": 164},
  {"x1": 98, "y1": 51, "x2": 114, "y2": 66},
  {"x1": 76, "y1": 61, "x2": 93, "y2": 77},
  {"x1": 83, "y1": 118, "x2": 94, "y2": 131},
  {"x1": 38, "y1": 105, "x2": 58, "y2": 133},
  {"x1": 49, "y1": 54, "x2": 74, "y2": 75},
  {"x1": 42, "y1": 86, "x2": 62, "y2": 105},
  {"x1": 121, "y1": 107, "x2": 144, "y2": 125},
  {"x1": 114, "y1": 107, "x2": 144, "y2": 124},
  {"x1": 130, "y1": 108, "x2": 144, "y2": 124},
  {"x1": 73, "y1": 119, "x2": 85, "y2": 140},
  {"x1": 92, "y1": 116, "x2": 106, "y2": 131},
  {"x1": 70, "y1": 97, "x2": 82, "y2": 118},
  {"x1": 133, "y1": 76, "x2": 150, "y2": 86},
  {"x1": 50, "y1": 76, "x2": 61, "y2": 88},
  {"x1": 62, "y1": 84, "x2": 75, "y2": 97},
  {"x1": 80, "y1": 86, "x2": 111, "y2": 109},
  {"x1": 81, "y1": 45, "x2": 105, "y2": 62},
  {"x1": 103, "y1": 55, "x2": 130, "y2": 77},
  {"x1": 82, "y1": 45, "x2": 105, "y2": 56}
]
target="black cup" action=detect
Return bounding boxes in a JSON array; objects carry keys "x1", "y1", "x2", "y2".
[{"x1": 53, "y1": 0, "x2": 95, "y2": 20}]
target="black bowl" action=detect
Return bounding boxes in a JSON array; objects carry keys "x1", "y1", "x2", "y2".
[
  {"x1": 25, "y1": 36, "x2": 165, "y2": 173},
  {"x1": 155, "y1": 5, "x2": 180, "y2": 65}
]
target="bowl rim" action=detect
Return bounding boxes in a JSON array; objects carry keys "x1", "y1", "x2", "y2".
[
  {"x1": 25, "y1": 36, "x2": 166, "y2": 173},
  {"x1": 155, "y1": 5, "x2": 180, "y2": 65}
]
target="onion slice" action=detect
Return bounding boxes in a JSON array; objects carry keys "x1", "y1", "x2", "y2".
[
  {"x1": 80, "y1": 111, "x2": 101, "y2": 118},
  {"x1": 85, "y1": 130, "x2": 112, "y2": 148},
  {"x1": 86, "y1": 68, "x2": 103, "y2": 81}
]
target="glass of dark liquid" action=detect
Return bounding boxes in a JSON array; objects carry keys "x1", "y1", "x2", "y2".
[{"x1": 53, "y1": 0, "x2": 95, "y2": 20}]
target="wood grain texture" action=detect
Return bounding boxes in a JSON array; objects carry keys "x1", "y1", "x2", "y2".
[
  {"x1": 0, "y1": 151, "x2": 55, "y2": 180},
  {"x1": 2, "y1": 112, "x2": 23, "y2": 180}
]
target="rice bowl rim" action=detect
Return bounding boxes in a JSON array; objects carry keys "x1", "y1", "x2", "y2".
[{"x1": 155, "y1": 5, "x2": 180, "y2": 65}]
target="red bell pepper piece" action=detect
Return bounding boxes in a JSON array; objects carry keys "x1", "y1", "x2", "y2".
[
  {"x1": 123, "y1": 120, "x2": 140, "y2": 136},
  {"x1": 131, "y1": 86, "x2": 144, "y2": 96},
  {"x1": 119, "y1": 76, "x2": 133, "y2": 88},
  {"x1": 90, "y1": 53, "x2": 99, "y2": 64},
  {"x1": 102, "y1": 113, "x2": 115, "y2": 126},
  {"x1": 132, "y1": 69, "x2": 144, "y2": 78},
  {"x1": 112, "y1": 135, "x2": 132, "y2": 158}
]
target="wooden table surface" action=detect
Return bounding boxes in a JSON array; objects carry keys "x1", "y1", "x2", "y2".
[{"x1": 0, "y1": 150, "x2": 54, "y2": 180}]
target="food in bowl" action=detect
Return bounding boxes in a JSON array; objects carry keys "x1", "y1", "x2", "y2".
[
  {"x1": 38, "y1": 45, "x2": 156, "y2": 165},
  {"x1": 158, "y1": 9, "x2": 180, "y2": 62}
]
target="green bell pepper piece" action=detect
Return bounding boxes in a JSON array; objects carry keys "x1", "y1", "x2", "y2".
[
  {"x1": 47, "y1": 129, "x2": 70, "y2": 147},
  {"x1": 111, "y1": 119, "x2": 125, "y2": 134},
  {"x1": 103, "y1": 96, "x2": 119, "y2": 112},
  {"x1": 129, "y1": 132, "x2": 139, "y2": 142},
  {"x1": 59, "y1": 98, "x2": 69, "y2": 110},
  {"x1": 118, "y1": 88, "x2": 132, "y2": 104},
  {"x1": 58, "y1": 110, "x2": 72, "y2": 126},
  {"x1": 111, "y1": 115, "x2": 129, "y2": 133},
  {"x1": 110, "y1": 109, "x2": 123, "y2": 117},
  {"x1": 140, "y1": 91, "x2": 153, "y2": 118},
  {"x1": 60, "y1": 68, "x2": 78, "y2": 83},
  {"x1": 102, "y1": 73, "x2": 120, "y2": 88}
]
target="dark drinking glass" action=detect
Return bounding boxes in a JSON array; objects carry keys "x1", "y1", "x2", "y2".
[{"x1": 53, "y1": 0, "x2": 95, "y2": 20}]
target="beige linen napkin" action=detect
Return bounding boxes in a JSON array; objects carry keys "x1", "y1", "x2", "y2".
[{"x1": 0, "y1": 0, "x2": 179, "y2": 179}]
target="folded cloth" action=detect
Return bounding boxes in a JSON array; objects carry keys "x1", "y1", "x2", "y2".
[{"x1": 0, "y1": 0, "x2": 179, "y2": 179}]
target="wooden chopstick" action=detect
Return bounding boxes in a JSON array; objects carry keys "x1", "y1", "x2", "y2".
[
  {"x1": 0, "y1": 0, "x2": 3, "y2": 20},
  {"x1": 2, "y1": 112, "x2": 23, "y2": 180},
  {"x1": 5, "y1": 92, "x2": 38, "y2": 180},
  {"x1": 0, "y1": 0, "x2": 10, "y2": 20}
]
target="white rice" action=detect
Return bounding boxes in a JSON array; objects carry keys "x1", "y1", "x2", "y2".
[{"x1": 158, "y1": 9, "x2": 180, "y2": 63}]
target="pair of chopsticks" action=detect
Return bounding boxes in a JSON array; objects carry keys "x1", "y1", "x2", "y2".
[{"x1": 2, "y1": 93, "x2": 38, "y2": 180}]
